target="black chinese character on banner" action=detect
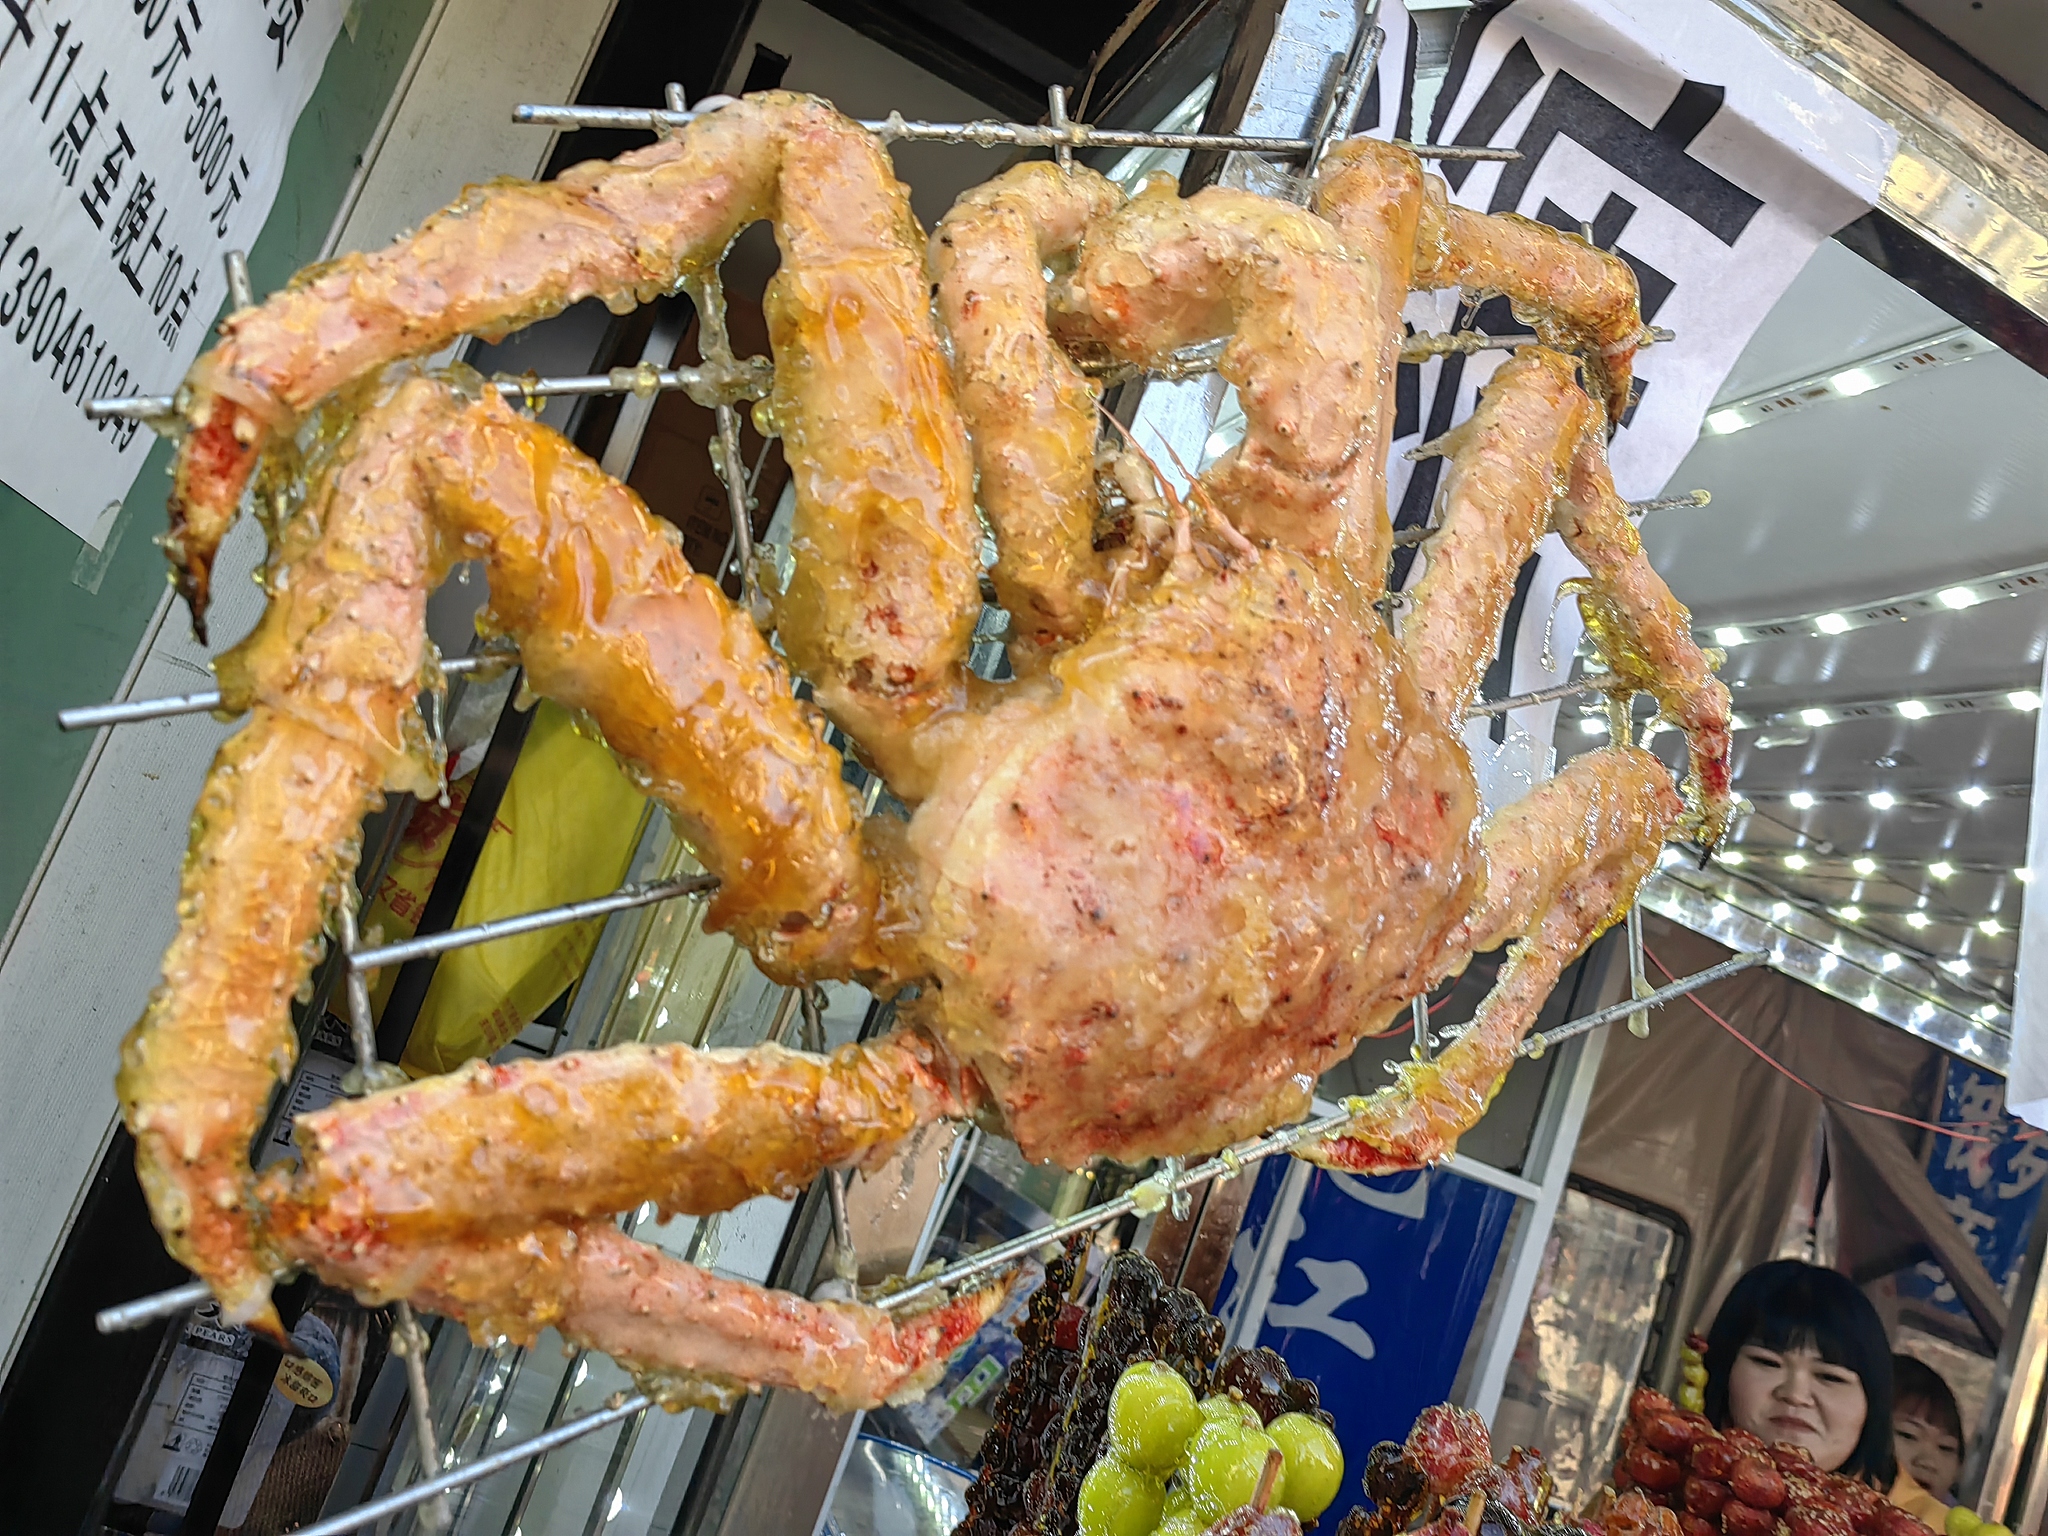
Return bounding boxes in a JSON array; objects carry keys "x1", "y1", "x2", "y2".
[
  {"x1": 80, "y1": 122, "x2": 137, "y2": 228},
  {"x1": 0, "y1": 0, "x2": 41, "y2": 71},
  {"x1": 110, "y1": 173, "x2": 163, "y2": 293},
  {"x1": 49, "y1": 68, "x2": 108, "y2": 186},
  {"x1": 150, "y1": 13, "x2": 195, "y2": 102},
  {"x1": 265, "y1": 0, "x2": 302, "y2": 67}
]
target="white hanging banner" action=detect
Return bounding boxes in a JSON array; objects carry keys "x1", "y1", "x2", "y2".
[
  {"x1": 1389, "y1": 0, "x2": 1896, "y2": 766},
  {"x1": 0, "y1": 0, "x2": 346, "y2": 546},
  {"x1": 2007, "y1": 645, "x2": 2048, "y2": 1123}
]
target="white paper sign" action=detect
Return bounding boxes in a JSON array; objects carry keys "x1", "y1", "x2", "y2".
[
  {"x1": 1388, "y1": 0, "x2": 1895, "y2": 756},
  {"x1": 2006, "y1": 643, "x2": 2048, "y2": 1125},
  {"x1": 0, "y1": 0, "x2": 345, "y2": 545}
]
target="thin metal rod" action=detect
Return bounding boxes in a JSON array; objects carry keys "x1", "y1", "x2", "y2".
[
  {"x1": 1631, "y1": 489, "x2": 1711, "y2": 515},
  {"x1": 336, "y1": 903, "x2": 404, "y2": 1095},
  {"x1": 1625, "y1": 903, "x2": 1652, "y2": 1037},
  {"x1": 877, "y1": 1106, "x2": 1357, "y2": 1312},
  {"x1": 1399, "y1": 328, "x2": 1540, "y2": 363},
  {"x1": 58, "y1": 654, "x2": 485, "y2": 731},
  {"x1": 798, "y1": 986, "x2": 859, "y2": 1280},
  {"x1": 1465, "y1": 676, "x2": 1611, "y2": 719},
  {"x1": 103, "y1": 953, "x2": 1769, "y2": 1349},
  {"x1": 1519, "y1": 949, "x2": 1770, "y2": 1056},
  {"x1": 86, "y1": 356, "x2": 772, "y2": 425},
  {"x1": 347, "y1": 874, "x2": 718, "y2": 971},
  {"x1": 288, "y1": 1394, "x2": 653, "y2": 1536},
  {"x1": 1304, "y1": 16, "x2": 1386, "y2": 175},
  {"x1": 1411, "y1": 994, "x2": 1431, "y2": 1061},
  {"x1": 224, "y1": 250, "x2": 254, "y2": 312},
  {"x1": 1396, "y1": 492, "x2": 1703, "y2": 551},
  {"x1": 879, "y1": 950, "x2": 1770, "y2": 1313},
  {"x1": 510, "y1": 102, "x2": 1520, "y2": 161},
  {"x1": 392, "y1": 1301, "x2": 453, "y2": 1532},
  {"x1": 1048, "y1": 84, "x2": 1075, "y2": 175},
  {"x1": 96, "y1": 1278, "x2": 211, "y2": 1334}
]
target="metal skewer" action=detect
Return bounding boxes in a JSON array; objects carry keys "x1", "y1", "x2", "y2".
[
  {"x1": 100, "y1": 950, "x2": 1765, "y2": 1330},
  {"x1": 85, "y1": 355, "x2": 773, "y2": 426},
  {"x1": 346, "y1": 874, "x2": 719, "y2": 971},
  {"x1": 876, "y1": 948, "x2": 1771, "y2": 1314},
  {"x1": 64, "y1": 665, "x2": 1616, "y2": 741},
  {"x1": 336, "y1": 904, "x2": 450, "y2": 1529},
  {"x1": 1465, "y1": 676, "x2": 1616, "y2": 718},
  {"x1": 1519, "y1": 949, "x2": 1768, "y2": 1055},
  {"x1": 287, "y1": 1394, "x2": 654, "y2": 1536},
  {"x1": 511, "y1": 101, "x2": 1521, "y2": 162},
  {"x1": 58, "y1": 656, "x2": 490, "y2": 730},
  {"x1": 1303, "y1": 11, "x2": 1386, "y2": 176},
  {"x1": 95, "y1": 1278, "x2": 212, "y2": 1333}
]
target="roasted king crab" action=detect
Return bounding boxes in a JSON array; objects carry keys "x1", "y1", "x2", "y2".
[{"x1": 120, "y1": 93, "x2": 1732, "y2": 1411}]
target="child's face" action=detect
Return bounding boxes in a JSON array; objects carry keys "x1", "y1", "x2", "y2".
[{"x1": 1894, "y1": 1410, "x2": 1962, "y2": 1496}]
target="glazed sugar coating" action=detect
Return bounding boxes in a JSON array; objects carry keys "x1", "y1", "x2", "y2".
[{"x1": 134, "y1": 93, "x2": 1734, "y2": 1412}]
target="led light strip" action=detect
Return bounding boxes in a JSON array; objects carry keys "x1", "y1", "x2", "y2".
[
  {"x1": 1731, "y1": 683, "x2": 2042, "y2": 734},
  {"x1": 1567, "y1": 682, "x2": 2043, "y2": 733},
  {"x1": 1741, "y1": 782, "x2": 2030, "y2": 808},
  {"x1": 1700, "y1": 325, "x2": 1996, "y2": 437},
  {"x1": 1646, "y1": 864, "x2": 2010, "y2": 1053},
  {"x1": 1700, "y1": 559, "x2": 2048, "y2": 650},
  {"x1": 1716, "y1": 848, "x2": 2032, "y2": 884}
]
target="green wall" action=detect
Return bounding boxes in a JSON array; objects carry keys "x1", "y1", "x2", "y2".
[{"x1": 0, "y1": 0, "x2": 441, "y2": 923}]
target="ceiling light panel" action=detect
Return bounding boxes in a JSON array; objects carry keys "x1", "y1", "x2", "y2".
[{"x1": 1699, "y1": 326, "x2": 1994, "y2": 438}]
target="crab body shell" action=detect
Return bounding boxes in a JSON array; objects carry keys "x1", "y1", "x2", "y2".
[{"x1": 909, "y1": 550, "x2": 1479, "y2": 1165}]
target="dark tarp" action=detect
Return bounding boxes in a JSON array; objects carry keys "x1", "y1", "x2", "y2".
[{"x1": 1570, "y1": 915, "x2": 1963, "y2": 1385}]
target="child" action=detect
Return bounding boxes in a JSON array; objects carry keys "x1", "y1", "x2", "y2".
[{"x1": 1892, "y1": 1354, "x2": 1964, "y2": 1504}]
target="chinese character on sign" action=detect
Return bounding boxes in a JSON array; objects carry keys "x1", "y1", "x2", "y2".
[
  {"x1": 208, "y1": 154, "x2": 248, "y2": 237},
  {"x1": 132, "y1": 0, "x2": 175, "y2": 40},
  {"x1": 80, "y1": 122, "x2": 136, "y2": 228},
  {"x1": 49, "y1": 69, "x2": 107, "y2": 186},
  {"x1": 264, "y1": 0, "x2": 302, "y2": 68},
  {"x1": 1939, "y1": 1190, "x2": 1998, "y2": 1248},
  {"x1": 2001, "y1": 1138, "x2": 2048, "y2": 1201},
  {"x1": 110, "y1": 174, "x2": 164, "y2": 294},
  {"x1": 158, "y1": 265, "x2": 200, "y2": 347},
  {"x1": 27, "y1": 16, "x2": 74, "y2": 119},
  {"x1": 150, "y1": 14, "x2": 195, "y2": 104},
  {"x1": 0, "y1": 0, "x2": 41, "y2": 71}
]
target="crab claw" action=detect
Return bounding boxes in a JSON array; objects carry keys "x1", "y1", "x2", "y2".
[
  {"x1": 260, "y1": 1209, "x2": 1007, "y2": 1413},
  {"x1": 166, "y1": 380, "x2": 275, "y2": 643}
]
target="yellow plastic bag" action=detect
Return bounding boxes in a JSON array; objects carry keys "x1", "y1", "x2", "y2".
[{"x1": 358, "y1": 701, "x2": 648, "y2": 1078}]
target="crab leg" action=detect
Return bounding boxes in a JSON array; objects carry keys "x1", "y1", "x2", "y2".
[
  {"x1": 260, "y1": 1211, "x2": 1002, "y2": 1413},
  {"x1": 1410, "y1": 170, "x2": 1643, "y2": 425},
  {"x1": 1553, "y1": 426, "x2": 1736, "y2": 848},
  {"x1": 124, "y1": 375, "x2": 887, "y2": 1329},
  {"x1": 1394, "y1": 346, "x2": 1592, "y2": 724},
  {"x1": 1052, "y1": 176, "x2": 1411, "y2": 567},
  {"x1": 931, "y1": 163, "x2": 1123, "y2": 665},
  {"x1": 167, "y1": 94, "x2": 985, "y2": 784},
  {"x1": 762, "y1": 106, "x2": 982, "y2": 793},
  {"x1": 1303, "y1": 744, "x2": 1681, "y2": 1174},
  {"x1": 172, "y1": 92, "x2": 803, "y2": 635},
  {"x1": 120, "y1": 382, "x2": 457, "y2": 1333},
  {"x1": 261, "y1": 1031, "x2": 977, "y2": 1245}
]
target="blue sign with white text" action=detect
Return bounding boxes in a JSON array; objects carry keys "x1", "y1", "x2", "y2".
[
  {"x1": 1219, "y1": 1160, "x2": 1517, "y2": 1483},
  {"x1": 1897, "y1": 1061, "x2": 2046, "y2": 1319}
]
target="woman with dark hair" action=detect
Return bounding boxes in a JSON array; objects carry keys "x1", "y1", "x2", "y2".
[{"x1": 1702, "y1": 1260, "x2": 1897, "y2": 1485}]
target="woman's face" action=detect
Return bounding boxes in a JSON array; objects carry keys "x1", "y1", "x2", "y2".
[
  {"x1": 1894, "y1": 1411, "x2": 1961, "y2": 1496},
  {"x1": 1726, "y1": 1341, "x2": 1868, "y2": 1473}
]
